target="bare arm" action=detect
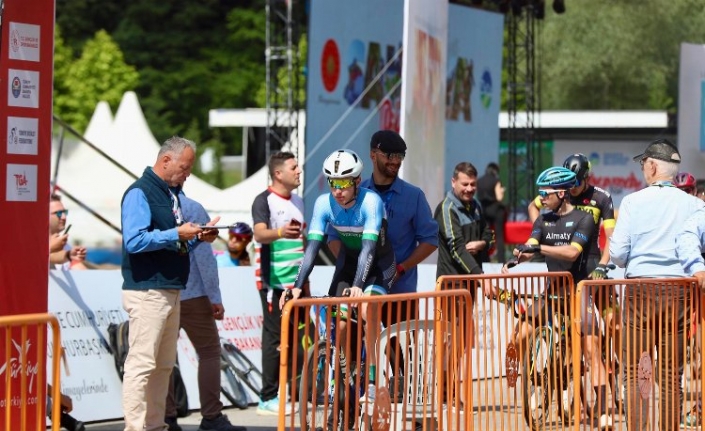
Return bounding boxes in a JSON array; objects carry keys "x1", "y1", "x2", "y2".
[
  {"x1": 253, "y1": 220, "x2": 301, "y2": 244},
  {"x1": 527, "y1": 198, "x2": 541, "y2": 223}
]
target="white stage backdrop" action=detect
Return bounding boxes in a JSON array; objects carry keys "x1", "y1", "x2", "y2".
[
  {"x1": 303, "y1": 0, "x2": 404, "y2": 222},
  {"x1": 400, "y1": 0, "x2": 448, "y2": 208},
  {"x1": 445, "y1": 4, "x2": 503, "y2": 178},
  {"x1": 678, "y1": 43, "x2": 705, "y2": 178}
]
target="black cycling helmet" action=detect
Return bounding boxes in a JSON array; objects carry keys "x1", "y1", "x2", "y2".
[
  {"x1": 562, "y1": 153, "x2": 591, "y2": 185},
  {"x1": 229, "y1": 222, "x2": 253, "y2": 238}
]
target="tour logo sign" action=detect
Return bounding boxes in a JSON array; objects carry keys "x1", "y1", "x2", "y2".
[
  {"x1": 7, "y1": 117, "x2": 39, "y2": 155},
  {"x1": 6, "y1": 164, "x2": 37, "y2": 202},
  {"x1": 7, "y1": 69, "x2": 39, "y2": 108},
  {"x1": 9, "y1": 22, "x2": 41, "y2": 62}
]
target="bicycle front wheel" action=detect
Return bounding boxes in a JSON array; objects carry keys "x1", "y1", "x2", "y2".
[
  {"x1": 523, "y1": 328, "x2": 554, "y2": 431},
  {"x1": 299, "y1": 340, "x2": 331, "y2": 431},
  {"x1": 221, "y1": 355, "x2": 249, "y2": 409},
  {"x1": 222, "y1": 343, "x2": 263, "y2": 398}
]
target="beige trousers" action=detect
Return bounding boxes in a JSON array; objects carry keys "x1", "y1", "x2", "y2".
[{"x1": 122, "y1": 288, "x2": 181, "y2": 431}]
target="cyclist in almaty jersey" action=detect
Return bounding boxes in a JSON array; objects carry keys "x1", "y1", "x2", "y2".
[
  {"x1": 528, "y1": 154, "x2": 617, "y2": 426},
  {"x1": 285, "y1": 149, "x2": 395, "y2": 403},
  {"x1": 501, "y1": 167, "x2": 595, "y2": 348}
]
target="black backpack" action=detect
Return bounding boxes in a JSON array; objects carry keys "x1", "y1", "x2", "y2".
[
  {"x1": 108, "y1": 321, "x2": 190, "y2": 418},
  {"x1": 107, "y1": 321, "x2": 130, "y2": 380}
]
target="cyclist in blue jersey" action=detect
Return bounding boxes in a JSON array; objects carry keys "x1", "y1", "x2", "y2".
[{"x1": 284, "y1": 149, "x2": 396, "y2": 403}]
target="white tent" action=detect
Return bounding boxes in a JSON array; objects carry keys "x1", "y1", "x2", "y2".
[{"x1": 52, "y1": 92, "x2": 268, "y2": 249}]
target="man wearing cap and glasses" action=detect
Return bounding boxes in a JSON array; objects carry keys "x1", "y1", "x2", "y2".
[
  {"x1": 48, "y1": 193, "x2": 88, "y2": 269},
  {"x1": 327, "y1": 130, "x2": 438, "y2": 326},
  {"x1": 610, "y1": 138, "x2": 704, "y2": 431}
]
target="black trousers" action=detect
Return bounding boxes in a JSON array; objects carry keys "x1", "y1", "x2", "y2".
[{"x1": 259, "y1": 288, "x2": 283, "y2": 402}]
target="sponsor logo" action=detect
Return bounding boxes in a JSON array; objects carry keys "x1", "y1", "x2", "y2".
[
  {"x1": 0, "y1": 339, "x2": 39, "y2": 394},
  {"x1": 9, "y1": 127, "x2": 18, "y2": 146},
  {"x1": 10, "y1": 28, "x2": 20, "y2": 53},
  {"x1": 9, "y1": 22, "x2": 40, "y2": 62},
  {"x1": 6, "y1": 164, "x2": 37, "y2": 201},
  {"x1": 11, "y1": 76, "x2": 21, "y2": 98},
  {"x1": 480, "y1": 69, "x2": 493, "y2": 109},
  {"x1": 589, "y1": 152, "x2": 600, "y2": 166},
  {"x1": 321, "y1": 39, "x2": 340, "y2": 93},
  {"x1": 7, "y1": 117, "x2": 39, "y2": 155},
  {"x1": 546, "y1": 232, "x2": 571, "y2": 240}
]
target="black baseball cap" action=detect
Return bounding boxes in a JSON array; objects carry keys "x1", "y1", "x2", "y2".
[
  {"x1": 369, "y1": 130, "x2": 407, "y2": 154},
  {"x1": 632, "y1": 138, "x2": 681, "y2": 164}
]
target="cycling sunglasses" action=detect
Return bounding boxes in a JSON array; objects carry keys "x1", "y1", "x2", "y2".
[
  {"x1": 327, "y1": 178, "x2": 356, "y2": 189},
  {"x1": 537, "y1": 189, "x2": 563, "y2": 198},
  {"x1": 52, "y1": 209, "x2": 69, "y2": 219}
]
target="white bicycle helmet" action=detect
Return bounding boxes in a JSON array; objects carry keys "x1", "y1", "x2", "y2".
[{"x1": 322, "y1": 149, "x2": 364, "y2": 179}]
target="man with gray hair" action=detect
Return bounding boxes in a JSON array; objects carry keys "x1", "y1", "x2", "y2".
[
  {"x1": 610, "y1": 138, "x2": 704, "y2": 431},
  {"x1": 120, "y1": 137, "x2": 218, "y2": 431}
]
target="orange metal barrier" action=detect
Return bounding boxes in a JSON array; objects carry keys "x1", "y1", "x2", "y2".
[
  {"x1": 278, "y1": 290, "x2": 473, "y2": 431},
  {"x1": 576, "y1": 278, "x2": 703, "y2": 431},
  {"x1": 0, "y1": 313, "x2": 62, "y2": 431},
  {"x1": 437, "y1": 271, "x2": 576, "y2": 431}
]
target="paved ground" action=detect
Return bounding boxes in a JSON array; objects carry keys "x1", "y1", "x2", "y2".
[{"x1": 84, "y1": 405, "x2": 278, "y2": 431}]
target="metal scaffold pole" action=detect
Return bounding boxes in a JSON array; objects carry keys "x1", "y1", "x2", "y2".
[
  {"x1": 506, "y1": 2, "x2": 541, "y2": 219},
  {"x1": 265, "y1": 0, "x2": 300, "y2": 169}
]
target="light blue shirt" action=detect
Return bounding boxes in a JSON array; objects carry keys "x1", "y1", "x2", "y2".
[
  {"x1": 610, "y1": 183, "x2": 705, "y2": 278},
  {"x1": 328, "y1": 176, "x2": 438, "y2": 293},
  {"x1": 214, "y1": 252, "x2": 242, "y2": 267},
  {"x1": 179, "y1": 192, "x2": 221, "y2": 304},
  {"x1": 122, "y1": 188, "x2": 180, "y2": 253},
  {"x1": 676, "y1": 207, "x2": 705, "y2": 275}
]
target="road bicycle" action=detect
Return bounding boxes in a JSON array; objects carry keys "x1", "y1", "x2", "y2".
[
  {"x1": 500, "y1": 261, "x2": 584, "y2": 431},
  {"x1": 220, "y1": 338, "x2": 263, "y2": 410},
  {"x1": 291, "y1": 290, "x2": 367, "y2": 431}
]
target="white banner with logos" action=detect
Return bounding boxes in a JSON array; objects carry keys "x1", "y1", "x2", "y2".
[
  {"x1": 48, "y1": 262, "x2": 623, "y2": 422},
  {"x1": 553, "y1": 139, "x2": 648, "y2": 208},
  {"x1": 445, "y1": 5, "x2": 504, "y2": 179},
  {"x1": 303, "y1": 0, "x2": 404, "y2": 222},
  {"x1": 678, "y1": 43, "x2": 705, "y2": 177}
]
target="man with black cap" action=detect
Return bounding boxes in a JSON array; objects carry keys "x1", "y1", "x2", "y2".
[
  {"x1": 610, "y1": 138, "x2": 704, "y2": 431},
  {"x1": 327, "y1": 130, "x2": 438, "y2": 324}
]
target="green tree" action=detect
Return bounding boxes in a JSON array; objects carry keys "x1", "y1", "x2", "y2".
[
  {"x1": 111, "y1": 1, "x2": 266, "y2": 146},
  {"x1": 53, "y1": 29, "x2": 139, "y2": 132},
  {"x1": 538, "y1": 0, "x2": 705, "y2": 110},
  {"x1": 255, "y1": 34, "x2": 308, "y2": 109}
]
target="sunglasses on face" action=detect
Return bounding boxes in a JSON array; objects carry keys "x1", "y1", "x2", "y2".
[
  {"x1": 328, "y1": 178, "x2": 356, "y2": 189},
  {"x1": 537, "y1": 189, "x2": 562, "y2": 198},
  {"x1": 377, "y1": 151, "x2": 405, "y2": 161},
  {"x1": 52, "y1": 209, "x2": 69, "y2": 219}
]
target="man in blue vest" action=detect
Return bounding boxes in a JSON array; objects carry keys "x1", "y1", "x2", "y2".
[{"x1": 120, "y1": 136, "x2": 218, "y2": 431}]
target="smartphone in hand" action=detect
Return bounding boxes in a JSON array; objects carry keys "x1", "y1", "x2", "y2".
[
  {"x1": 63, "y1": 224, "x2": 72, "y2": 235},
  {"x1": 290, "y1": 219, "x2": 301, "y2": 227}
]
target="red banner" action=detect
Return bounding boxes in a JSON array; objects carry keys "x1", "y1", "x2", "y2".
[{"x1": 0, "y1": 0, "x2": 55, "y2": 427}]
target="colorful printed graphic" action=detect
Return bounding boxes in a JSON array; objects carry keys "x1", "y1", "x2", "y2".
[{"x1": 321, "y1": 39, "x2": 340, "y2": 92}]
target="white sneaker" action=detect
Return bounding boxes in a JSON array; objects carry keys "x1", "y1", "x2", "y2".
[
  {"x1": 359, "y1": 384, "x2": 376, "y2": 403},
  {"x1": 256, "y1": 397, "x2": 298, "y2": 416},
  {"x1": 599, "y1": 413, "x2": 613, "y2": 430}
]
